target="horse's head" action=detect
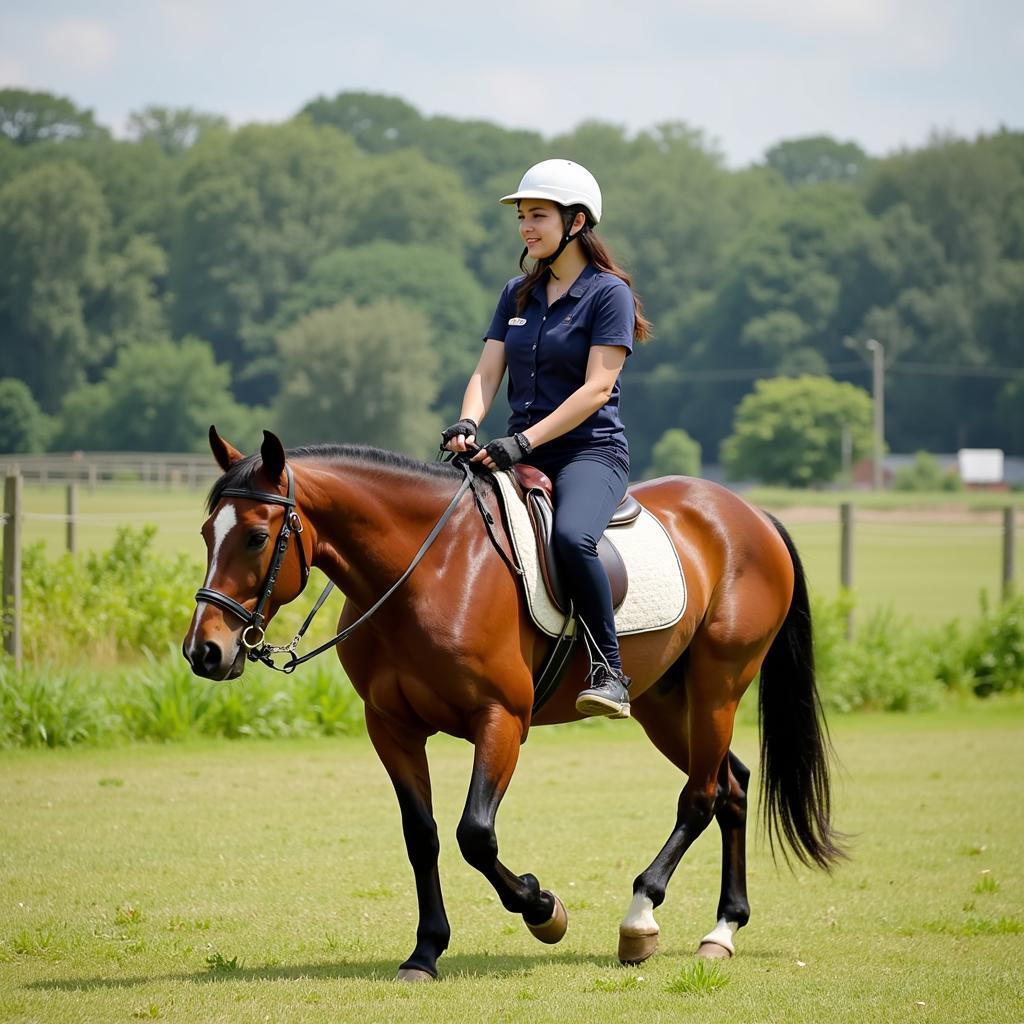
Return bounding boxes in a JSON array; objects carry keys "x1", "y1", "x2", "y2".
[{"x1": 183, "y1": 426, "x2": 312, "y2": 680}]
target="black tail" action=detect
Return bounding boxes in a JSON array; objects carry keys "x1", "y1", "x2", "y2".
[{"x1": 759, "y1": 513, "x2": 846, "y2": 871}]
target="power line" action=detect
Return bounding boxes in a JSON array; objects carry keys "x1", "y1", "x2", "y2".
[{"x1": 626, "y1": 360, "x2": 1024, "y2": 385}]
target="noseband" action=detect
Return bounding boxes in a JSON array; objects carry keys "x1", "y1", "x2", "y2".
[{"x1": 194, "y1": 465, "x2": 310, "y2": 652}]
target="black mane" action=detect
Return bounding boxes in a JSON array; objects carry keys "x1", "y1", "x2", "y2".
[{"x1": 205, "y1": 443, "x2": 479, "y2": 514}]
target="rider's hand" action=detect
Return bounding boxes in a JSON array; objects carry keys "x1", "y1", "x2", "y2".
[
  {"x1": 440, "y1": 418, "x2": 478, "y2": 453},
  {"x1": 470, "y1": 435, "x2": 526, "y2": 472}
]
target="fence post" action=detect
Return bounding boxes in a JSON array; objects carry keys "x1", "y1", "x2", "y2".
[
  {"x1": 66, "y1": 482, "x2": 77, "y2": 554},
  {"x1": 840, "y1": 502, "x2": 854, "y2": 640},
  {"x1": 3, "y1": 474, "x2": 22, "y2": 668},
  {"x1": 1004, "y1": 506, "x2": 1017, "y2": 601}
]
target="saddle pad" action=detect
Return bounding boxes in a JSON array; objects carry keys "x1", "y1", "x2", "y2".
[{"x1": 492, "y1": 470, "x2": 687, "y2": 638}]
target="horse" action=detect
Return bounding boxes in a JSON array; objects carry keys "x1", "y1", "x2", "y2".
[{"x1": 183, "y1": 427, "x2": 843, "y2": 981}]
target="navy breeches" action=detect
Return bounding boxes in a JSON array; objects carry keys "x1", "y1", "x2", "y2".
[{"x1": 529, "y1": 444, "x2": 630, "y2": 669}]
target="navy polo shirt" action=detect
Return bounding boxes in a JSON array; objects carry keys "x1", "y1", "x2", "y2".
[{"x1": 484, "y1": 263, "x2": 634, "y2": 454}]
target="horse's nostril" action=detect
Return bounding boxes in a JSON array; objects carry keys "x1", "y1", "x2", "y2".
[{"x1": 200, "y1": 641, "x2": 222, "y2": 675}]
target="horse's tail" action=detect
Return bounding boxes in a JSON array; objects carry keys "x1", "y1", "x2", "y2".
[{"x1": 758, "y1": 513, "x2": 846, "y2": 871}]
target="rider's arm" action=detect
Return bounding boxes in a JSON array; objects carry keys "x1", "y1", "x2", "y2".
[
  {"x1": 449, "y1": 340, "x2": 507, "y2": 451},
  {"x1": 519, "y1": 344, "x2": 627, "y2": 450}
]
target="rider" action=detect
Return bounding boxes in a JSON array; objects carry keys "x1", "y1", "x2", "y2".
[{"x1": 442, "y1": 158, "x2": 651, "y2": 719}]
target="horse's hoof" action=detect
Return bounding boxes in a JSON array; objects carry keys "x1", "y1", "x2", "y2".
[
  {"x1": 618, "y1": 930, "x2": 659, "y2": 965},
  {"x1": 696, "y1": 941, "x2": 733, "y2": 960},
  {"x1": 396, "y1": 967, "x2": 435, "y2": 982},
  {"x1": 525, "y1": 891, "x2": 568, "y2": 944}
]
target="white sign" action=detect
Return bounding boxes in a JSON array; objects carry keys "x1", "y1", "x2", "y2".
[{"x1": 958, "y1": 448, "x2": 1004, "y2": 484}]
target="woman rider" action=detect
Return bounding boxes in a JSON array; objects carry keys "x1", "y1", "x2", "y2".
[{"x1": 441, "y1": 159, "x2": 651, "y2": 719}]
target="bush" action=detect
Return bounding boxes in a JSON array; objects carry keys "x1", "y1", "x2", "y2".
[
  {"x1": 0, "y1": 650, "x2": 364, "y2": 748},
  {"x1": 645, "y1": 428, "x2": 701, "y2": 479},
  {"x1": 893, "y1": 451, "x2": 962, "y2": 492},
  {"x1": 955, "y1": 595, "x2": 1024, "y2": 696},
  {"x1": 0, "y1": 377, "x2": 50, "y2": 453}
]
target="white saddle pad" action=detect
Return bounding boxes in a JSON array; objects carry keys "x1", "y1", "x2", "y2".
[{"x1": 492, "y1": 471, "x2": 687, "y2": 638}]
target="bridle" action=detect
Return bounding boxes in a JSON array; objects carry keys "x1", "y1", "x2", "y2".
[
  {"x1": 193, "y1": 455, "x2": 519, "y2": 673},
  {"x1": 194, "y1": 464, "x2": 309, "y2": 654}
]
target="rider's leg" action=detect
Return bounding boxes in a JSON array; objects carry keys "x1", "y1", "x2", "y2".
[{"x1": 546, "y1": 447, "x2": 631, "y2": 715}]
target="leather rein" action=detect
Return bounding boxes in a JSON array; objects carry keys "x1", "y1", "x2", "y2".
[{"x1": 194, "y1": 454, "x2": 518, "y2": 674}]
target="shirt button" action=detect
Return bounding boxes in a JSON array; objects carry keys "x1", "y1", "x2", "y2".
[
  {"x1": 525, "y1": 401, "x2": 531, "y2": 407},
  {"x1": 532, "y1": 344, "x2": 537, "y2": 350},
  {"x1": 530, "y1": 371, "x2": 535, "y2": 377}
]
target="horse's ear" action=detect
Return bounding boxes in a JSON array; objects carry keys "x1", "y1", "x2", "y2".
[
  {"x1": 209, "y1": 425, "x2": 244, "y2": 472},
  {"x1": 260, "y1": 430, "x2": 286, "y2": 484}
]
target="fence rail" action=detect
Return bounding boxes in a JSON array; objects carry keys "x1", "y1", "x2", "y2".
[
  {"x1": 1, "y1": 472, "x2": 1020, "y2": 669},
  {"x1": 0, "y1": 452, "x2": 220, "y2": 489}
]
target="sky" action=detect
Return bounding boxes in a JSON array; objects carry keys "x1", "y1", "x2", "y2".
[{"x1": 1, "y1": 0, "x2": 1022, "y2": 167}]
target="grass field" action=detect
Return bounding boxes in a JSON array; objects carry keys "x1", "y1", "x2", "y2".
[
  {"x1": 1, "y1": 704, "x2": 1022, "y2": 1023},
  {"x1": 17, "y1": 483, "x2": 1023, "y2": 626}
]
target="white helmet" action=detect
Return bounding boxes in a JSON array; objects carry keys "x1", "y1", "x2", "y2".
[{"x1": 500, "y1": 159, "x2": 603, "y2": 225}]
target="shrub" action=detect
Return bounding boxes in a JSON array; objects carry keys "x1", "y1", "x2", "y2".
[
  {"x1": 645, "y1": 428, "x2": 702, "y2": 479},
  {"x1": 893, "y1": 451, "x2": 962, "y2": 492}
]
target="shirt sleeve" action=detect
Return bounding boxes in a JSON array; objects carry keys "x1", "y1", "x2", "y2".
[
  {"x1": 590, "y1": 279, "x2": 635, "y2": 356},
  {"x1": 483, "y1": 280, "x2": 517, "y2": 342}
]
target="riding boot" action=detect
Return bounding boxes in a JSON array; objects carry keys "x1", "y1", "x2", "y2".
[{"x1": 575, "y1": 664, "x2": 631, "y2": 719}]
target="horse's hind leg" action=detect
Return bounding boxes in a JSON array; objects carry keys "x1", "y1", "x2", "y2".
[
  {"x1": 365, "y1": 709, "x2": 450, "y2": 981},
  {"x1": 621, "y1": 646, "x2": 752, "y2": 964},
  {"x1": 698, "y1": 751, "x2": 752, "y2": 959},
  {"x1": 457, "y1": 706, "x2": 567, "y2": 942}
]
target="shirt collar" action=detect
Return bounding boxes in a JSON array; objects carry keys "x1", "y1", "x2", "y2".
[{"x1": 529, "y1": 262, "x2": 599, "y2": 305}]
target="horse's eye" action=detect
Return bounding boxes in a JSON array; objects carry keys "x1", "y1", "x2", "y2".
[{"x1": 247, "y1": 532, "x2": 269, "y2": 550}]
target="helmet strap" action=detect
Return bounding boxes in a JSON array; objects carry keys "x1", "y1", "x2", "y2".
[{"x1": 540, "y1": 208, "x2": 587, "y2": 280}]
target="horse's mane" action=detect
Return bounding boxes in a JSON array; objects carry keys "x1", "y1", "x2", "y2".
[{"x1": 205, "y1": 444, "x2": 480, "y2": 514}]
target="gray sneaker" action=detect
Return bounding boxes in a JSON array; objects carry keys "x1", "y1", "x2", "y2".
[{"x1": 575, "y1": 665, "x2": 631, "y2": 719}]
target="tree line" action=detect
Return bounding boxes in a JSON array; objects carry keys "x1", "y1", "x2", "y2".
[{"x1": 0, "y1": 88, "x2": 1021, "y2": 482}]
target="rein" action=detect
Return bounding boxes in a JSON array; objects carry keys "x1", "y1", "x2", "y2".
[{"x1": 194, "y1": 455, "x2": 505, "y2": 674}]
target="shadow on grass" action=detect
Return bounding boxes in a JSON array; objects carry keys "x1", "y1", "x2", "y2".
[{"x1": 26, "y1": 950, "x2": 618, "y2": 991}]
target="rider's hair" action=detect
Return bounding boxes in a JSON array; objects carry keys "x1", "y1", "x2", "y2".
[{"x1": 514, "y1": 206, "x2": 652, "y2": 343}]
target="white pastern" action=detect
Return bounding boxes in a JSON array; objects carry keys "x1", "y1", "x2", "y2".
[
  {"x1": 194, "y1": 505, "x2": 238, "y2": 628},
  {"x1": 620, "y1": 892, "x2": 659, "y2": 936},
  {"x1": 700, "y1": 918, "x2": 738, "y2": 954}
]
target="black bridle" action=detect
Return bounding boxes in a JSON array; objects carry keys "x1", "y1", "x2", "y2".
[
  {"x1": 193, "y1": 455, "x2": 516, "y2": 673},
  {"x1": 194, "y1": 464, "x2": 309, "y2": 654}
]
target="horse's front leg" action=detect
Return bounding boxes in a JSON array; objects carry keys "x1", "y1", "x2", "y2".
[
  {"x1": 456, "y1": 705, "x2": 568, "y2": 942},
  {"x1": 365, "y1": 708, "x2": 450, "y2": 981}
]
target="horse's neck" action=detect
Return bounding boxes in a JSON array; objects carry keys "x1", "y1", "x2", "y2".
[{"x1": 297, "y1": 460, "x2": 463, "y2": 604}]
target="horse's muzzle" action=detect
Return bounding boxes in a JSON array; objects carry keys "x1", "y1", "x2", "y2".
[{"x1": 184, "y1": 638, "x2": 245, "y2": 681}]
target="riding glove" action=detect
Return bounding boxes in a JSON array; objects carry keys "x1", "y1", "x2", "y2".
[
  {"x1": 484, "y1": 435, "x2": 529, "y2": 470},
  {"x1": 440, "y1": 418, "x2": 478, "y2": 448}
]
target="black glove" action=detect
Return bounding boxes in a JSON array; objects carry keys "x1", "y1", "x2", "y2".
[
  {"x1": 484, "y1": 435, "x2": 529, "y2": 470},
  {"x1": 440, "y1": 417, "x2": 478, "y2": 449}
]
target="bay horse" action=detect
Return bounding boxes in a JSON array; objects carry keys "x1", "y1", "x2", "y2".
[{"x1": 183, "y1": 427, "x2": 843, "y2": 981}]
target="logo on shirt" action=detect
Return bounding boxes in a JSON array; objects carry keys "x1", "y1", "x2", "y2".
[{"x1": 507, "y1": 317, "x2": 527, "y2": 326}]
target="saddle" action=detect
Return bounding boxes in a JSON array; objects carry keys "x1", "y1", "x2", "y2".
[{"x1": 511, "y1": 465, "x2": 642, "y2": 614}]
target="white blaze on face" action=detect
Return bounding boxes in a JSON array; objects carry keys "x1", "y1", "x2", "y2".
[{"x1": 194, "y1": 504, "x2": 238, "y2": 628}]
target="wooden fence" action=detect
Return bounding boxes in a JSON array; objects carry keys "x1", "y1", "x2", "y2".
[
  {"x1": 0, "y1": 452, "x2": 221, "y2": 489},
  {"x1": 1, "y1": 474, "x2": 1019, "y2": 669}
]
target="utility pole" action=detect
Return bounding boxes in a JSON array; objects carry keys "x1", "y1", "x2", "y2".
[{"x1": 865, "y1": 338, "x2": 885, "y2": 491}]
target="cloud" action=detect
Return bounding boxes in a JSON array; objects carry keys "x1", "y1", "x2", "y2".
[
  {"x1": 44, "y1": 19, "x2": 117, "y2": 72},
  {"x1": 0, "y1": 58, "x2": 27, "y2": 85},
  {"x1": 157, "y1": 0, "x2": 221, "y2": 47}
]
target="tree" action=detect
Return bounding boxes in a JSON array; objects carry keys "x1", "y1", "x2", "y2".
[
  {"x1": 125, "y1": 106, "x2": 228, "y2": 155},
  {"x1": 170, "y1": 121, "x2": 363, "y2": 401},
  {"x1": 0, "y1": 161, "x2": 110, "y2": 410},
  {"x1": 0, "y1": 89, "x2": 109, "y2": 146},
  {"x1": 272, "y1": 299, "x2": 441, "y2": 456},
  {"x1": 264, "y1": 241, "x2": 489, "y2": 416},
  {"x1": 53, "y1": 337, "x2": 256, "y2": 452},
  {"x1": 644, "y1": 428, "x2": 701, "y2": 479},
  {"x1": 299, "y1": 91, "x2": 424, "y2": 152},
  {"x1": 0, "y1": 378, "x2": 50, "y2": 453},
  {"x1": 721, "y1": 376, "x2": 873, "y2": 487},
  {"x1": 765, "y1": 136, "x2": 869, "y2": 187}
]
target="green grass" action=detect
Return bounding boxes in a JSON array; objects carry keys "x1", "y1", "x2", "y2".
[{"x1": 1, "y1": 705, "x2": 1022, "y2": 1023}]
